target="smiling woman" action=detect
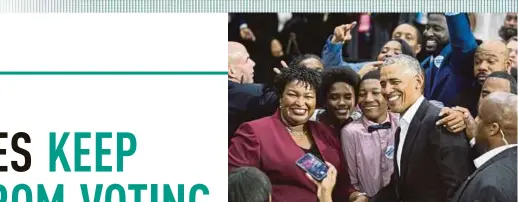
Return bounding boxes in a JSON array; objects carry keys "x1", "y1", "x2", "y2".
[
  {"x1": 315, "y1": 67, "x2": 361, "y2": 135},
  {"x1": 229, "y1": 65, "x2": 360, "y2": 202}
]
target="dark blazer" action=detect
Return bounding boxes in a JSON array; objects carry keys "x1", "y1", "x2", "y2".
[
  {"x1": 372, "y1": 99, "x2": 475, "y2": 202},
  {"x1": 453, "y1": 147, "x2": 517, "y2": 202},
  {"x1": 228, "y1": 80, "x2": 279, "y2": 142},
  {"x1": 228, "y1": 80, "x2": 263, "y2": 140},
  {"x1": 228, "y1": 110, "x2": 356, "y2": 202}
]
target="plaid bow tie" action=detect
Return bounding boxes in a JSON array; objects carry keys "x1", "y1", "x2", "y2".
[{"x1": 367, "y1": 122, "x2": 391, "y2": 133}]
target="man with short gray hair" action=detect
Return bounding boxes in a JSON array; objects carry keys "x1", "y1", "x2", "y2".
[{"x1": 372, "y1": 55, "x2": 474, "y2": 202}]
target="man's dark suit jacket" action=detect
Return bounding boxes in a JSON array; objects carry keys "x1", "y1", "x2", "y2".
[
  {"x1": 452, "y1": 147, "x2": 517, "y2": 202},
  {"x1": 372, "y1": 99, "x2": 475, "y2": 202},
  {"x1": 228, "y1": 80, "x2": 263, "y2": 141},
  {"x1": 228, "y1": 81, "x2": 278, "y2": 142}
]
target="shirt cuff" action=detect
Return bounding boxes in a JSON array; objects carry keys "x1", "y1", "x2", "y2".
[
  {"x1": 326, "y1": 35, "x2": 344, "y2": 52},
  {"x1": 469, "y1": 138, "x2": 476, "y2": 147}
]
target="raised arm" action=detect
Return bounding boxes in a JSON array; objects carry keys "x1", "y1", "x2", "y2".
[
  {"x1": 321, "y1": 23, "x2": 365, "y2": 72},
  {"x1": 322, "y1": 35, "x2": 347, "y2": 66},
  {"x1": 322, "y1": 37, "x2": 368, "y2": 72},
  {"x1": 445, "y1": 13, "x2": 478, "y2": 76}
]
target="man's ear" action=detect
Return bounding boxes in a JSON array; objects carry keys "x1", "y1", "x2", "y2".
[
  {"x1": 416, "y1": 44, "x2": 422, "y2": 54},
  {"x1": 505, "y1": 59, "x2": 512, "y2": 73},
  {"x1": 415, "y1": 73, "x2": 424, "y2": 90},
  {"x1": 228, "y1": 64, "x2": 235, "y2": 77},
  {"x1": 488, "y1": 122, "x2": 500, "y2": 137}
]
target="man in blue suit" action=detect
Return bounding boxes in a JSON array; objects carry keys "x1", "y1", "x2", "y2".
[
  {"x1": 321, "y1": 13, "x2": 479, "y2": 114},
  {"x1": 420, "y1": 13, "x2": 478, "y2": 113}
]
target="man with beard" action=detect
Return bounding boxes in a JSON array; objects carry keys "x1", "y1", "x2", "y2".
[
  {"x1": 452, "y1": 92, "x2": 517, "y2": 202},
  {"x1": 452, "y1": 40, "x2": 512, "y2": 117},
  {"x1": 499, "y1": 13, "x2": 517, "y2": 42},
  {"x1": 420, "y1": 13, "x2": 479, "y2": 111}
]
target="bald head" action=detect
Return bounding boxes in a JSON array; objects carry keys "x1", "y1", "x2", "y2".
[
  {"x1": 474, "y1": 40, "x2": 512, "y2": 85},
  {"x1": 478, "y1": 40, "x2": 510, "y2": 57},
  {"x1": 228, "y1": 41, "x2": 255, "y2": 84},
  {"x1": 479, "y1": 92, "x2": 517, "y2": 125},
  {"x1": 476, "y1": 92, "x2": 517, "y2": 148},
  {"x1": 228, "y1": 41, "x2": 247, "y2": 65}
]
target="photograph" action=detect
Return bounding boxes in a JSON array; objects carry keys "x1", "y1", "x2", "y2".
[{"x1": 228, "y1": 12, "x2": 517, "y2": 202}]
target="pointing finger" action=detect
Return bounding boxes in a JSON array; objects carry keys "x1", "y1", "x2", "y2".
[
  {"x1": 273, "y1": 68, "x2": 281, "y2": 74},
  {"x1": 281, "y1": 60, "x2": 288, "y2": 68},
  {"x1": 344, "y1": 21, "x2": 357, "y2": 31}
]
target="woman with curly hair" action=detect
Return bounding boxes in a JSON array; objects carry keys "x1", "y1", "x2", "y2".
[
  {"x1": 312, "y1": 67, "x2": 362, "y2": 136},
  {"x1": 229, "y1": 65, "x2": 361, "y2": 202}
]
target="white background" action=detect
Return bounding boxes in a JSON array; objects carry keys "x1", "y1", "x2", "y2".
[
  {"x1": 0, "y1": 13, "x2": 226, "y2": 72},
  {"x1": 0, "y1": 14, "x2": 227, "y2": 201}
]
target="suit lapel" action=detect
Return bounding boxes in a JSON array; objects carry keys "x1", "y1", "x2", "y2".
[
  {"x1": 271, "y1": 110, "x2": 307, "y2": 159},
  {"x1": 270, "y1": 110, "x2": 320, "y2": 192},
  {"x1": 453, "y1": 147, "x2": 517, "y2": 200},
  {"x1": 394, "y1": 127, "x2": 402, "y2": 177},
  {"x1": 429, "y1": 45, "x2": 452, "y2": 97},
  {"x1": 400, "y1": 99, "x2": 429, "y2": 182},
  {"x1": 308, "y1": 121, "x2": 329, "y2": 159},
  {"x1": 423, "y1": 58, "x2": 433, "y2": 98}
]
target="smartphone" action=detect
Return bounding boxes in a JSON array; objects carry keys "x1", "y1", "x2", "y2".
[{"x1": 295, "y1": 153, "x2": 329, "y2": 181}]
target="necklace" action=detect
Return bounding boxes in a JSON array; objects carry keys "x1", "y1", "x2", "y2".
[{"x1": 286, "y1": 127, "x2": 307, "y2": 137}]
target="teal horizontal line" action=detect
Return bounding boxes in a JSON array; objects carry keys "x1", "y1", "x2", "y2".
[{"x1": 0, "y1": 71, "x2": 228, "y2": 75}]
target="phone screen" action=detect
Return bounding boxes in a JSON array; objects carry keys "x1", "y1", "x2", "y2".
[{"x1": 296, "y1": 153, "x2": 328, "y2": 181}]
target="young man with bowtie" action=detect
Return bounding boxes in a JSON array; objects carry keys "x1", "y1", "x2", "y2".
[{"x1": 341, "y1": 70, "x2": 399, "y2": 199}]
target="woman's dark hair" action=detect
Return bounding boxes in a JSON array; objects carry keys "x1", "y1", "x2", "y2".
[
  {"x1": 289, "y1": 54, "x2": 322, "y2": 66},
  {"x1": 274, "y1": 64, "x2": 322, "y2": 97},
  {"x1": 318, "y1": 67, "x2": 360, "y2": 107},
  {"x1": 229, "y1": 167, "x2": 271, "y2": 202},
  {"x1": 378, "y1": 38, "x2": 415, "y2": 58}
]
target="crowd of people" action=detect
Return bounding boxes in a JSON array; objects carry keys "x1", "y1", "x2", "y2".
[{"x1": 228, "y1": 12, "x2": 518, "y2": 202}]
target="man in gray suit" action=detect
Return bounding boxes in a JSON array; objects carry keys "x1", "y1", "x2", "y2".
[{"x1": 452, "y1": 92, "x2": 517, "y2": 202}]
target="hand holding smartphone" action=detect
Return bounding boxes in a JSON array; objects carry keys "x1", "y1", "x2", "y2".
[{"x1": 296, "y1": 153, "x2": 329, "y2": 181}]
